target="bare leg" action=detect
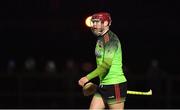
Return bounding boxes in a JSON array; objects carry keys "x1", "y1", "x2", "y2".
[
  {"x1": 89, "y1": 95, "x2": 105, "y2": 110},
  {"x1": 108, "y1": 102, "x2": 124, "y2": 110}
]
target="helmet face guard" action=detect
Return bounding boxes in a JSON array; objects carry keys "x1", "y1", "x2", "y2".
[
  {"x1": 86, "y1": 12, "x2": 111, "y2": 36},
  {"x1": 91, "y1": 12, "x2": 112, "y2": 26}
]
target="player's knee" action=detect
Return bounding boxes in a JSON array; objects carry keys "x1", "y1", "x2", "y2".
[{"x1": 89, "y1": 96, "x2": 105, "y2": 109}]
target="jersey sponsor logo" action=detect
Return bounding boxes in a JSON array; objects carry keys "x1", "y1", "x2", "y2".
[
  {"x1": 108, "y1": 96, "x2": 115, "y2": 99},
  {"x1": 95, "y1": 40, "x2": 103, "y2": 57}
]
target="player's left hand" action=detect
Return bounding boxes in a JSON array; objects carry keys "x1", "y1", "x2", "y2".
[{"x1": 78, "y1": 76, "x2": 89, "y2": 87}]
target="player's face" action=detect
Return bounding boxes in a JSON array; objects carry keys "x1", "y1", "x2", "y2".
[{"x1": 91, "y1": 19, "x2": 105, "y2": 36}]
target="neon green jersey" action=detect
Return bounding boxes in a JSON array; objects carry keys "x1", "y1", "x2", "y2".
[{"x1": 86, "y1": 30, "x2": 127, "y2": 85}]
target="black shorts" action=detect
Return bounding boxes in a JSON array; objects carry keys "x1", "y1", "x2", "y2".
[{"x1": 94, "y1": 82, "x2": 127, "y2": 105}]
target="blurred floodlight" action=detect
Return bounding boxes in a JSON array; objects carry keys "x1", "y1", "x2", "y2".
[{"x1": 85, "y1": 16, "x2": 92, "y2": 27}]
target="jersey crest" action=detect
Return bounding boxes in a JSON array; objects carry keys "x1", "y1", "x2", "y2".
[{"x1": 104, "y1": 34, "x2": 110, "y2": 43}]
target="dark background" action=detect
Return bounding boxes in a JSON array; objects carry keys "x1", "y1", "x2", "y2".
[{"x1": 0, "y1": 0, "x2": 179, "y2": 109}]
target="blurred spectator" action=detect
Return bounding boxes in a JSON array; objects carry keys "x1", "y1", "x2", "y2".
[
  {"x1": 62, "y1": 58, "x2": 80, "y2": 81},
  {"x1": 147, "y1": 59, "x2": 167, "y2": 78},
  {"x1": 61, "y1": 58, "x2": 80, "y2": 107},
  {"x1": 146, "y1": 59, "x2": 167, "y2": 96},
  {"x1": 81, "y1": 61, "x2": 94, "y2": 73},
  {"x1": 44, "y1": 60, "x2": 57, "y2": 75},
  {"x1": 23, "y1": 57, "x2": 37, "y2": 74},
  {"x1": 7, "y1": 59, "x2": 16, "y2": 75},
  {"x1": 80, "y1": 61, "x2": 98, "y2": 83}
]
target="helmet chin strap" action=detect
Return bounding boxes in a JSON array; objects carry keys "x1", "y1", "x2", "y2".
[
  {"x1": 100, "y1": 27, "x2": 109, "y2": 36},
  {"x1": 91, "y1": 25, "x2": 109, "y2": 36}
]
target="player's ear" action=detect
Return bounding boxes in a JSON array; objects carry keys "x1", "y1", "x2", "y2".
[{"x1": 103, "y1": 21, "x2": 109, "y2": 27}]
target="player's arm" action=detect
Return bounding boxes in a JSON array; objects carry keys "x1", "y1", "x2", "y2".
[{"x1": 86, "y1": 40, "x2": 118, "y2": 80}]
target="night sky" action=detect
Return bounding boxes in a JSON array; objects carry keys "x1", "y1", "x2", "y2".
[{"x1": 0, "y1": 0, "x2": 179, "y2": 74}]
